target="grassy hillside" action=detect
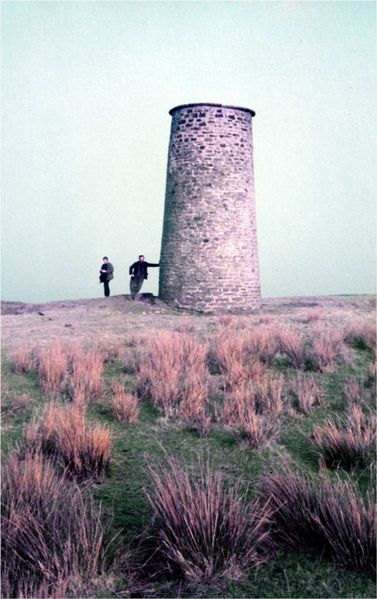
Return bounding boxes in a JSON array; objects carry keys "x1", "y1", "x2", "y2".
[{"x1": 1, "y1": 294, "x2": 376, "y2": 598}]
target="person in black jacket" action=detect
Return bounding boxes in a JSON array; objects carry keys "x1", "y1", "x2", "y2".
[
  {"x1": 99, "y1": 256, "x2": 114, "y2": 297},
  {"x1": 129, "y1": 255, "x2": 159, "y2": 300}
]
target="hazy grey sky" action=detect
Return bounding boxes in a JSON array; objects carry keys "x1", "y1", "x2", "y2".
[{"x1": 2, "y1": 0, "x2": 376, "y2": 302}]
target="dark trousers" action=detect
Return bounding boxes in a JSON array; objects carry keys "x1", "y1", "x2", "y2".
[
  {"x1": 103, "y1": 280, "x2": 110, "y2": 297},
  {"x1": 130, "y1": 276, "x2": 144, "y2": 299}
]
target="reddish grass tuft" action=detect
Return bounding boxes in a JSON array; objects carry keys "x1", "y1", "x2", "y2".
[
  {"x1": 111, "y1": 381, "x2": 139, "y2": 423},
  {"x1": 344, "y1": 321, "x2": 376, "y2": 353},
  {"x1": 313, "y1": 479, "x2": 376, "y2": 572},
  {"x1": 305, "y1": 308, "x2": 323, "y2": 323},
  {"x1": 210, "y1": 330, "x2": 273, "y2": 388},
  {"x1": 278, "y1": 330, "x2": 307, "y2": 369},
  {"x1": 38, "y1": 340, "x2": 69, "y2": 397},
  {"x1": 94, "y1": 338, "x2": 125, "y2": 363},
  {"x1": 1, "y1": 448, "x2": 111, "y2": 597},
  {"x1": 288, "y1": 373, "x2": 323, "y2": 414},
  {"x1": 36, "y1": 340, "x2": 104, "y2": 404},
  {"x1": 145, "y1": 457, "x2": 272, "y2": 583},
  {"x1": 70, "y1": 349, "x2": 104, "y2": 403},
  {"x1": 9, "y1": 345, "x2": 36, "y2": 373},
  {"x1": 311, "y1": 404, "x2": 376, "y2": 469},
  {"x1": 137, "y1": 332, "x2": 209, "y2": 427},
  {"x1": 309, "y1": 331, "x2": 349, "y2": 372},
  {"x1": 27, "y1": 403, "x2": 111, "y2": 480},
  {"x1": 259, "y1": 467, "x2": 376, "y2": 573},
  {"x1": 343, "y1": 376, "x2": 362, "y2": 404},
  {"x1": 220, "y1": 374, "x2": 283, "y2": 448}
]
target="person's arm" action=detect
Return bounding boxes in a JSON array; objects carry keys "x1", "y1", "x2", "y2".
[
  {"x1": 129, "y1": 263, "x2": 135, "y2": 276},
  {"x1": 146, "y1": 262, "x2": 160, "y2": 267}
]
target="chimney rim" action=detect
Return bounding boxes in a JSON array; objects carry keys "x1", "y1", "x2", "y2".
[{"x1": 169, "y1": 103, "x2": 256, "y2": 117}]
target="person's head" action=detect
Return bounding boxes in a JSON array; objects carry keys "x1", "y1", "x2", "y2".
[
  {"x1": 138, "y1": 255, "x2": 145, "y2": 262},
  {"x1": 102, "y1": 256, "x2": 109, "y2": 263}
]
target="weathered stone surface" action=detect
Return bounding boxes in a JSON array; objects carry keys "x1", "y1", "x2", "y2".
[{"x1": 159, "y1": 103, "x2": 261, "y2": 313}]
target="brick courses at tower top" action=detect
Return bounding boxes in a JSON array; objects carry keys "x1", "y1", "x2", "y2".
[{"x1": 159, "y1": 103, "x2": 261, "y2": 313}]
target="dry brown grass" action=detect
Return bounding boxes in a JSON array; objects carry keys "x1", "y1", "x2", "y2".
[
  {"x1": 210, "y1": 330, "x2": 274, "y2": 388},
  {"x1": 313, "y1": 478, "x2": 376, "y2": 572},
  {"x1": 311, "y1": 404, "x2": 376, "y2": 469},
  {"x1": 305, "y1": 308, "x2": 324, "y2": 323},
  {"x1": 70, "y1": 349, "x2": 104, "y2": 403},
  {"x1": 1, "y1": 448, "x2": 111, "y2": 597},
  {"x1": 9, "y1": 345, "x2": 36, "y2": 373},
  {"x1": 309, "y1": 331, "x2": 350, "y2": 372},
  {"x1": 344, "y1": 321, "x2": 376, "y2": 353},
  {"x1": 111, "y1": 381, "x2": 139, "y2": 423},
  {"x1": 94, "y1": 338, "x2": 125, "y2": 363},
  {"x1": 1, "y1": 392, "x2": 33, "y2": 420},
  {"x1": 288, "y1": 373, "x2": 323, "y2": 414},
  {"x1": 35, "y1": 339, "x2": 104, "y2": 404},
  {"x1": 145, "y1": 457, "x2": 272, "y2": 583},
  {"x1": 220, "y1": 373, "x2": 283, "y2": 448},
  {"x1": 26, "y1": 403, "x2": 111, "y2": 480},
  {"x1": 137, "y1": 332, "x2": 209, "y2": 427},
  {"x1": 38, "y1": 339, "x2": 69, "y2": 397},
  {"x1": 343, "y1": 376, "x2": 365, "y2": 405},
  {"x1": 278, "y1": 330, "x2": 307, "y2": 369},
  {"x1": 259, "y1": 467, "x2": 376, "y2": 572},
  {"x1": 365, "y1": 359, "x2": 377, "y2": 388}
]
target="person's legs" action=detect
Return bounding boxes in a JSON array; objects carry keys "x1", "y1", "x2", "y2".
[
  {"x1": 130, "y1": 277, "x2": 144, "y2": 299},
  {"x1": 104, "y1": 280, "x2": 110, "y2": 297}
]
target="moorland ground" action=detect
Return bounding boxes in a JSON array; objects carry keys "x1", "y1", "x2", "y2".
[{"x1": 1, "y1": 293, "x2": 376, "y2": 598}]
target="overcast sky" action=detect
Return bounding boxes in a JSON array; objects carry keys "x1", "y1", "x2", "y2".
[{"x1": 2, "y1": 0, "x2": 376, "y2": 303}]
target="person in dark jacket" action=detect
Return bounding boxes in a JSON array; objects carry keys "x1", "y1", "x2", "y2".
[
  {"x1": 129, "y1": 255, "x2": 159, "y2": 300},
  {"x1": 99, "y1": 256, "x2": 114, "y2": 297}
]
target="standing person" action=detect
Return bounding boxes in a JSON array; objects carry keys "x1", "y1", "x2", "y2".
[
  {"x1": 99, "y1": 256, "x2": 114, "y2": 297},
  {"x1": 129, "y1": 255, "x2": 159, "y2": 300}
]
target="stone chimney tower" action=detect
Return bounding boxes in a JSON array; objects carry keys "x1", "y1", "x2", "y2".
[{"x1": 159, "y1": 103, "x2": 261, "y2": 312}]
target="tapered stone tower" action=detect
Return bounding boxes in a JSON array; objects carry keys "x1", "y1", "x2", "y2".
[{"x1": 159, "y1": 102, "x2": 261, "y2": 312}]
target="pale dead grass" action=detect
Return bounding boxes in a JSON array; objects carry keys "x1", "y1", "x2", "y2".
[
  {"x1": 1, "y1": 447, "x2": 112, "y2": 598},
  {"x1": 111, "y1": 381, "x2": 139, "y2": 423},
  {"x1": 138, "y1": 332, "x2": 210, "y2": 432},
  {"x1": 26, "y1": 402, "x2": 111, "y2": 480},
  {"x1": 288, "y1": 373, "x2": 323, "y2": 414}
]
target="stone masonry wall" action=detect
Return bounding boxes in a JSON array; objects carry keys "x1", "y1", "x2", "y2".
[{"x1": 159, "y1": 103, "x2": 261, "y2": 312}]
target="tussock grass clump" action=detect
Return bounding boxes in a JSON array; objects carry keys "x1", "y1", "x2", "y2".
[
  {"x1": 245, "y1": 328, "x2": 281, "y2": 366},
  {"x1": 210, "y1": 334, "x2": 251, "y2": 387},
  {"x1": 1, "y1": 392, "x2": 32, "y2": 420},
  {"x1": 138, "y1": 332, "x2": 209, "y2": 430},
  {"x1": 259, "y1": 469, "x2": 324, "y2": 552},
  {"x1": 221, "y1": 374, "x2": 284, "y2": 448},
  {"x1": 259, "y1": 467, "x2": 376, "y2": 573},
  {"x1": 38, "y1": 339, "x2": 69, "y2": 397},
  {"x1": 146, "y1": 458, "x2": 272, "y2": 583},
  {"x1": 311, "y1": 404, "x2": 376, "y2": 469},
  {"x1": 288, "y1": 373, "x2": 323, "y2": 414},
  {"x1": 343, "y1": 376, "x2": 364, "y2": 404},
  {"x1": 305, "y1": 308, "x2": 323, "y2": 323},
  {"x1": 27, "y1": 403, "x2": 111, "y2": 480},
  {"x1": 70, "y1": 349, "x2": 103, "y2": 403},
  {"x1": 94, "y1": 338, "x2": 125, "y2": 363},
  {"x1": 112, "y1": 381, "x2": 139, "y2": 423},
  {"x1": 36, "y1": 339, "x2": 104, "y2": 403},
  {"x1": 309, "y1": 331, "x2": 350, "y2": 372},
  {"x1": 278, "y1": 330, "x2": 307, "y2": 369},
  {"x1": 313, "y1": 479, "x2": 376, "y2": 573},
  {"x1": 9, "y1": 345, "x2": 36, "y2": 373},
  {"x1": 365, "y1": 359, "x2": 377, "y2": 388},
  {"x1": 210, "y1": 330, "x2": 273, "y2": 388},
  {"x1": 344, "y1": 321, "x2": 376, "y2": 353},
  {"x1": 1, "y1": 448, "x2": 110, "y2": 598}
]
